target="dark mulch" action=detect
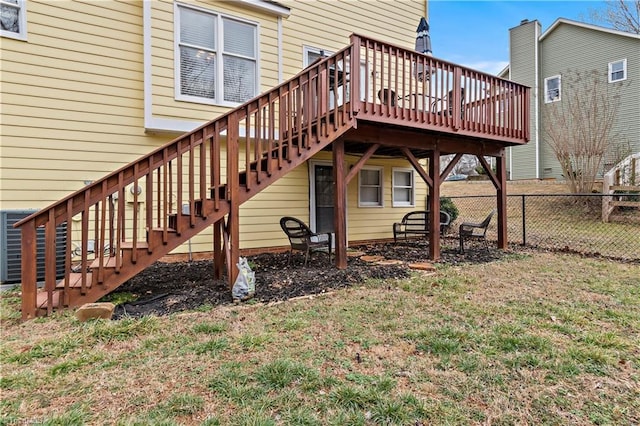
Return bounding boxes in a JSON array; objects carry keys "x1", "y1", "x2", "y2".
[{"x1": 112, "y1": 239, "x2": 506, "y2": 319}]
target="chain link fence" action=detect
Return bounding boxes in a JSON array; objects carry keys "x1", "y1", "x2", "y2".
[{"x1": 445, "y1": 194, "x2": 640, "y2": 261}]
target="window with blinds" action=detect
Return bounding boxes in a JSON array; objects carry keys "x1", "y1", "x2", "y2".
[{"x1": 176, "y1": 4, "x2": 257, "y2": 105}]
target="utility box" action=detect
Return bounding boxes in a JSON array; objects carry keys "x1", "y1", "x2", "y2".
[{"x1": 0, "y1": 210, "x2": 67, "y2": 284}]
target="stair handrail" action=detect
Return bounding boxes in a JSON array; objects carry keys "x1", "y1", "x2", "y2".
[
  {"x1": 602, "y1": 152, "x2": 639, "y2": 222},
  {"x1": 14, "y1": 43, "x2": 358, "y2": 231}
]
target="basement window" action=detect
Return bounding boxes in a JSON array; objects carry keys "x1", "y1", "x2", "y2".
[
  {"x1": 359, "y1": 167, "x2": 383, "y2": 207},
  {"x1": 392, "y1": 168, "x2": 415, "y2": 207}
]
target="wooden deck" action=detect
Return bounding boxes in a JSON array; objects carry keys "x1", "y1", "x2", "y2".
[{"x1": 14, "y1": 34, "x2": 529, "y2": 319}]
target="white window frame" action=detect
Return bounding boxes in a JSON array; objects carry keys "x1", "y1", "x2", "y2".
[
  {"x1": 392, "y1": 168, "x2": 415, "y2": 207},
  {"x1": 1, "y1": 0, "x2": 27, "y2": 41},
  {"x1": 174, "y1": 2, "x2": 259, "y2": 107},
  {"x1": 608, "y1": 59, "x2": 627, "y2": 83},
  {"x1": 544, "y1": 75, "x2": 561, "y2": 103},
  {"x1": 303, "y1": 45, "x2": 333, "y2": 67},
  {"x1": 358, "y1": 166, "x2": 384, "y2": 207}
]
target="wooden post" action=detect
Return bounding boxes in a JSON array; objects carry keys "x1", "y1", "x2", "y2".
[
  {"x1": 227, "y1": 113, "x2": 240, "y2": 287},
  {"x1": 21, "y1": 220, "x2": 37, "y2": 320},
  {"x1": 496, "y1": 152, "x2": 508, "y2": 249},
  {"x1": 333, "y1": 138, "x2": 347, "y2": 269},
  {"x1": 213, "y1": 219, "x2": 224, "y2": 280},
  {"x1": 428, "y1": 149, "x2": 441, "y2": 261}
]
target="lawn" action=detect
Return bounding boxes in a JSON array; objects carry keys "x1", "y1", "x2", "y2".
[{"x1": 1, "y1": 251, "x2": 639, "y2": 425}]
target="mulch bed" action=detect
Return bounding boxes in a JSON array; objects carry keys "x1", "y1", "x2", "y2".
[{"x1": 112, "y1": 239, "x2": 506, "y2": 319}]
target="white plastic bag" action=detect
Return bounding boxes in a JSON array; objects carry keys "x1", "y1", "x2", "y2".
[{"x1": 232, "y1": 257, "x2": 255, "y2": 301}]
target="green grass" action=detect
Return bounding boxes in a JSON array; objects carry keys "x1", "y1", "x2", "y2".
[{"x1": 1, "y1": 251, "x2": 639, "y2": 425}]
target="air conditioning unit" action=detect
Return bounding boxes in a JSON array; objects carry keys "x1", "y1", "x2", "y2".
[{"x1": 0, "y1": 210, "x2": 67, "y2": 284}]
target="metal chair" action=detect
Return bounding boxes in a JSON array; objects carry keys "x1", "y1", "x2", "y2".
[
  {"x1": 279, "y1": 217, "x2": 332, "y2": 266},
  {"x1": 458, "y1": 210, "x2": 495, "y2": 253}
]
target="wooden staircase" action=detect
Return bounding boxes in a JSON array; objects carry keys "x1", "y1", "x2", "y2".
[
  {"x1": 602, "y1": 153, "x2": 640, "y2": 223},
  {"x1": 15, "y1": 44, "x2": 358, "y2": 319}
]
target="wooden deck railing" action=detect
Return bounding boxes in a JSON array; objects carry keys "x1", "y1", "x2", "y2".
[
  {"x1": 353, "y1": 34, "x2": 529, "y2": 144},
  {"x1": 14, "y1": 34, "x2": 529, "y2": 319}
]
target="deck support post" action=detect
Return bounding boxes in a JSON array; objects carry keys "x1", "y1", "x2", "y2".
[
  {"x1": 428, "y1": 149, "x2": 441, "y2": 261},
  {"x1": 496, "y1": 152, "x2": 508, "y2": 249},
  {"x1": 227, "y1": 113, "x2": 240, "y2": 287},
  {"x1": 21, "y1": 220, "x2": 37, "y2": 320},
  {"x1": 213, "y1": 219, "x2": 224, "y2": 280},
  {"x1": 333, "y1": 138, "x2": 347, "y2": 269}
]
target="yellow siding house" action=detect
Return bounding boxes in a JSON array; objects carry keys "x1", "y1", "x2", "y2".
[{"x1": 1, "y1": 0, "x2": 429, "y2": 258}]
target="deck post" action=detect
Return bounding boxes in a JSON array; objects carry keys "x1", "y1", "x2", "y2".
[
  {"x1": 213, "y1": 219, "x2": 224, "y2": 280},
  {"x1": 21, "y1": 220, "x2": 37, "y2": 320},
  {"x1": 333, "y1": 138, "x2": 347, "y2": 269},
  {"x1": 428, "y1": 149, "x2": 441, "y2": 261},
  {"x1": 496, "y1": 153, "x2": 508, "y2": 249},
  {"x1": 226, "y1": 112, "x2": 240, "y2": 287}
]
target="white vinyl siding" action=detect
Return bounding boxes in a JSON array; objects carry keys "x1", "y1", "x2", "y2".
[
  {"x1": 175, "y1": 3, "x2": 258, "y2": 106},
  {"x1": 392, "y1": 168, "x2": 414, "y2": 207},
  {"x1": 544, "y1": 75, "x2": 561, "y2": 103},
  {"x1": 608, "y1": 59, "x2": 626, "y2": 82},
  {"x1": 1, "y1": 0, "x2": 27, "y2": 40},
  {"x1": 359, "y1": 167, "x2": 383, "y2": 207}
]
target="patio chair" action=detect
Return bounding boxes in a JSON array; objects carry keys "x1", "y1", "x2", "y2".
[
  {"x1": 458, "y1": 209, "x2": 495, "y2": 253},
  {"x1": 432, "y1": 87, "x2": 465, "y2": 119},
  {"x1": 279, "y1": 216, "x2": 332, "y2": 266},
  {"x1": 377, "y1": 88, "x2": 397, "y2": 107}
]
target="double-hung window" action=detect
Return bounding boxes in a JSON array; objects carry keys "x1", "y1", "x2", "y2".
[
  {"x1": 1, "y1": 0, "x2": 27, "y2": 40},
  {"x1": 359, "y1": 167, "x2": 383, "y2": 207},
  {"x1": 544, "y1": 75, "x2": 561, "y2": 103},
  {"x1": 176, "y1": 4, "x2": 258, "y2": 105},
  {"x1": 392, "y1": 168, "x2": 415, "y2": 207},
  {"x1": 608, "y1": 59, "x2": 626, "y2": 83}
]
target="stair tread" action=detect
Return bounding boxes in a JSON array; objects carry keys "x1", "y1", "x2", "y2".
[
  {"x1": 611, "y1": 201, "x2": 640, "y2": 207},
  {"x1": 57, "y1": 272, "x2": 93, "y2": 289},
  {"x1": 90, "y1": 256, "x2": 120, "y2": 269},
  {"x1": 36, "y1": 290, "x2": 62, "y2": 309},
  {"x1": 121, "y1": 241, "x2": 149, "y2": 249}
]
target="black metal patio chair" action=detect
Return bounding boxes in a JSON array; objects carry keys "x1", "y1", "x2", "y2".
[{"x1": 458, "y1": 209, "x2": 495, "y2": 253}]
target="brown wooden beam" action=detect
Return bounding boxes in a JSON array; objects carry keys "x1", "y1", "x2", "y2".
[
  {"x1": 344, "y1": 143, "x2": 380, "y2": 185},
  {"x1": 428, "y1": 149, "x2": 441, "y2": 260},
  {"x1": 440, "y1": 153, "x2": 463, "y2": 182},
  {"x1": 496, "y1": 154, "x2": 508, "y2": 249},
  {"x1": 345, "y1": 124, "x2": 508, "y2": 157},
  {"x1": 401, "y1": 147, "x2": 433, "y2": 188},
  {"x1": 333, "y1": 138, "x2": 347, "y2": 269},
  {"x1": 478, "y1": 155, "x2": 501, "y2": 191},
  {"x1": 213, "y1": 219, "x2": 224, "y2": 280},
  {"x1": 20, "y1": 220, "x2": 37, "y2": 320}
]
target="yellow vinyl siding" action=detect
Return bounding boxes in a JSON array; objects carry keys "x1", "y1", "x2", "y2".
[{"x1": 1, "y1": 0, "x2": 426, "y2": 255}]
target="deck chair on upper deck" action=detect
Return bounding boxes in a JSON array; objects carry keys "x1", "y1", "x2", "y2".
[{"x1": 433, "y1": 88, "x2": 465, "y2": 119}]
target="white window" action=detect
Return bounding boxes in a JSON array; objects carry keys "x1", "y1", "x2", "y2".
[
  {"x1": 303, "y1": 46, "x2": 332, "y2": 67},
  {"x1": 392, "y1": 168, "x2": 415, "y2": 207},
  {"x1": 1, "y1": 0, "x2": 27, "y2": 40},
  {"x1": 175, "y1": 3, "x2": 258, "y2": 106},
  {"x1": 608, "y1": 59, "x2": 627, "y2": 83},
  {"x1": 359, "y1": 167, "x2": 383, "y2": 207},
  {"x1": 544, "y1": 75, "x2": 561, "y2": 103}
]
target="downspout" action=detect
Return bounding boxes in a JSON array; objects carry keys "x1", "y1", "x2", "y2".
[
  {"x1": 278, "y1": 16, "x2": 283, "y2": 83},
  {"x1": 143, "y1": 0, "x2": 152, "y2": 130},
  {"x1": 534, "y1": 23, "x2": 540, "y2": 179}
]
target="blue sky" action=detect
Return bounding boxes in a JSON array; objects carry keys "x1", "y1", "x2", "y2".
[{"x1": 428, "y1": 1, "x2": 608, "y2": 74}]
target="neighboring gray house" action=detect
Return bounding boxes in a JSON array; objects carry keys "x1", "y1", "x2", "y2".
[{"x1": 500, "y1": 18, "x2": 640, "y2": 180}]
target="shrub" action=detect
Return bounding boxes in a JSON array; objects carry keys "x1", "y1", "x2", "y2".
[{"x1": 440, "y1": 197, "x2": 459, "y2": 223}]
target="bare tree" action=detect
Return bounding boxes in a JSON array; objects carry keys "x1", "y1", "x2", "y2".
[
  {"x1": 542, "y1": 70, "x2": 624, "y2": 193},
  {"x1": 590, "y1": 0, "x2": 640, "y2": 34}
]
